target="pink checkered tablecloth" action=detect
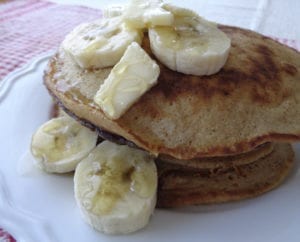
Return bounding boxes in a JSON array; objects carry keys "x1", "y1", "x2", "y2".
[
  {"x1": 0, "y1": 0, "x2": 102, "y2": 80},
  {"x1": 0, "y1": 0, "x2": 101, "y2": 240},
  {"x1": 0, "y1": 228, "x2": 16, "y2": 242}
]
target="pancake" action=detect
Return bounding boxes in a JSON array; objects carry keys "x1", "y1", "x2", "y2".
[
  {"x1": 50, "y1": 104, "x2": 292, "y2": 207},
  {"x1": 158, "y1": 142, "x2": 274, "y2": 169},
  {"x1": 44, "y1": 25, "x2": 300, "y2": 159},
  {"x1": 50, "y1": 104, "x2": 275, "y2": 169},
  {"x1": 156, "y1": 143, "x2": 294, "y2": 208}
]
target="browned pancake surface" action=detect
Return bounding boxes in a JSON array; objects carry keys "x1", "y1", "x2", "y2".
[
  {"x1": 156, "y1": 143, "x2": 294, "y2": 207},
  {"x1": 158, "y1": 142, "x2": 274, "y2": 169},
  {"x1": 44, "y1": 25, "x2": 300, "y2": 159}
]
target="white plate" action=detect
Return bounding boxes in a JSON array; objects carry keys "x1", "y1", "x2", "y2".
[{"x1": 0, "y1": 54, "x2": 299, "y2": 242}]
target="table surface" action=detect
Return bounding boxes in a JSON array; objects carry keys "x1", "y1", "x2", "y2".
[{"x1": 51, "y1": 0, "x2": 300, "y2": 40}]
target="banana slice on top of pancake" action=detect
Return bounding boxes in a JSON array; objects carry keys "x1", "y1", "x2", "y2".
[
  {"x1": 31, "y1": 116, "x2": 98, "y2": 173},
  {"x1": 74, "y1": 141, "x2": 157, "y2": 234},
  {"x1": 122, "y1": 0, "x2": 174, "y2": 29},
  {"x1": 63, "y1": 0, "x2": 230, "y2": 77},
  {"x1": 62, "y1": 16, "x2": 143, "y2": 69},
  {"x1": 149, "y1": 4, "x2": 231, "y2": 75},
  {"x1": 103, "y1": 5, "x2": 124, "y2": 18}
]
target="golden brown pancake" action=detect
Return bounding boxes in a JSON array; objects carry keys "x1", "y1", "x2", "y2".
[
  {"x1": 50, "y1": 103, "x2": 275, "y2": 169},
  {"x1": 50, "y1": 103, "x2": 68, "y2": 118},
  {"x1": 48, "y1": 104, "x2": 295, "y2": 208},
  {"x1": 158, "y1": 142, "x2": 274, "y2": 169},
  {"x1": 156, "y1": 143, "x2": 294, "y2": 208},
  {"x1": 44, "y1": 25, "x2": 300, "y2": 159}
]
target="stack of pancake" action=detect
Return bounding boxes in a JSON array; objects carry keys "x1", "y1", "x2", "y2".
[{"x1": 44, "y1": 25, "x2": 300, "y2": 208}]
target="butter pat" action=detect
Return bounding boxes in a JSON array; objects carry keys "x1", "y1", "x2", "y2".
[
  {"x1": 94, "y1": 42, "x2": 160, "y2": 120},
  {"x1": 123, "y1": 0, "x2": 174, "y2": 29}
]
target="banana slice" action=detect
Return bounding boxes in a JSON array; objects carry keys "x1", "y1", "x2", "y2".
[
  {"x1": 62, "y1": 17, "x2": 143, "y2": 69},
  {"x1": 103, "y1": 5, "x2": 124, "y2": 18},
  {"x1": 74, "y1": 141, "x2": 157, "y2": 234},
  {"x1": 149, "y1": 5, "x2": 231, "y2": 76},
  {"x1": 31, "y1": 116, "x2": 98, "y2": 173},
  {"x1": 94, "y1": 42, "x2": 160, "y2": 120},
  {"x1": 123, "y1": 0, "x2": 174, "y2": 29}
]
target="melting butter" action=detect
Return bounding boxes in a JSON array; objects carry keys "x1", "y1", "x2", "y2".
[{"x1": 94, "y1": 42, "x2": 160, "y2": 120}]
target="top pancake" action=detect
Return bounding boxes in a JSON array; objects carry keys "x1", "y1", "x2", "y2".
[{"x1": 44, "y1": 25, "x2": 300, "y2": 159}]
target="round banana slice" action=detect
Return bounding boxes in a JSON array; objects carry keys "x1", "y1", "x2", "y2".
[
  {"x1": 31, "y1": 116, "x2": 98, "y2": 173},
  {"x1": 74, "y1": 141, "x2": 157, "y2": 234},
  {"x1": 149, "y1": 5, "x2": 231, "y2": 76},
  {"x1": 62, "y1": 17, "x2": 143, "y2": 69}
]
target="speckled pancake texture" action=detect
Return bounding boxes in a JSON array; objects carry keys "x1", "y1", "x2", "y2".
[
  {"x1": 44, "y1": 25, "x2": 300, "y2": 159},
  {"x1": 156, "y1": 143, "x2": 294, "y2": 207}
]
